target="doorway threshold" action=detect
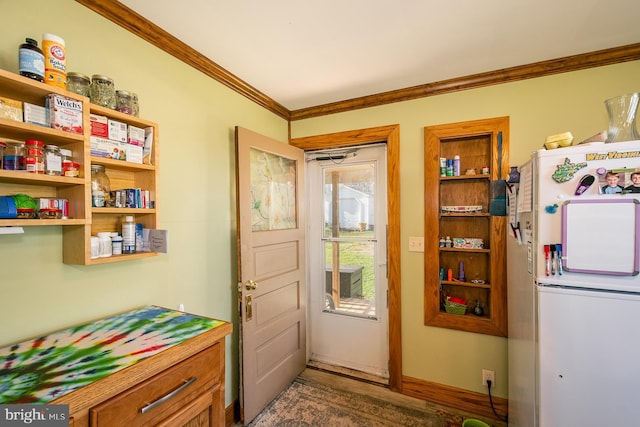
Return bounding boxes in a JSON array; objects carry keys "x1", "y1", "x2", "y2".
[{"x1": 307, "y1": 360, "x2": 389, "y2": 387}]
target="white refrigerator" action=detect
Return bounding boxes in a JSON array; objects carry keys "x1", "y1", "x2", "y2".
[{"x1": 507, "y1": 140, "x2": 640, "y2": 426}]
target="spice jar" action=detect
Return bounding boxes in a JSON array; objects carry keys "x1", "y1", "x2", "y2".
[
  {"x1": 63, "y1": 161, "x2": 80, "y2": 177},
  {"x1": 91, "y1": 164, "x2": 111, "y2": 207},
  {"x1": 90, "y1": 74, "x2": 116, "y2": 109},
  {"x1": 116, "y1": 90, "x2": 133, "y2": 115},
  {"x1": 44, "y1": 144, "x2": 62, "y2": 176},
  {"x1": 24, "y1": 139, "x2": 45, "y2": 174},
  {"x1": 3, "y1": 141, "x2": 24, "y2": 170},
  {"x1": 66, "y1": 72, "x2": 91, "y2": 97}
]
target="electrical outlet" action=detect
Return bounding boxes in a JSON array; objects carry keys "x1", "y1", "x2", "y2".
[{"x1": 482, "y1": 369, "x2": 495, "y2": 387}]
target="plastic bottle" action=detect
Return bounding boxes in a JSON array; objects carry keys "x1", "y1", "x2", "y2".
[
  {"x1": 446, "y1": 159, "x2": 454, "y2": 176},
  {"x1": 453, "y1": 155, "x2": 461, "y2": 176},
  {"x1": 439, "y1": 158, "x2": 447, "y2": 177},
  {"x1": 19, "y1": 38, "x2": 45, "y2": 82},
  {"x1": 42, "y1": 33, "x2": 66, "y2": 89},
  {"x1": 122, "y1": 215, "x2": 136, "y2": 254},
  {"x1": 135, "y1": 223, "x2": 144, "y2": 252}
]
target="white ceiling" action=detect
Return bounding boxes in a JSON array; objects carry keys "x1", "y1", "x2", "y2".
[{"x1": 119, "y1": 0, "x2": 640, "y2": 111}]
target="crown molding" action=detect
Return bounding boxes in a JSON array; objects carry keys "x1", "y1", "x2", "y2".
[
  {"x1": 76, "y1": 0, "x2": 291, "y2": 120},
  {"x1": 77, "y1": 1, "x2": 639, "y2": 123},
  {"x1": 290, "y1": 43, "x2": 640, "y2": 121}
]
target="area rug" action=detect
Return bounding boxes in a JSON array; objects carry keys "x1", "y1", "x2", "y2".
[{"x1": 247, "y1": 377, "x2": 463, "y2": 427}]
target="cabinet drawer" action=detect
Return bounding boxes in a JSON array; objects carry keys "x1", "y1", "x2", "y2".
[{"x1": 90, "y1": 344, "x2": 220, "y2": 426}]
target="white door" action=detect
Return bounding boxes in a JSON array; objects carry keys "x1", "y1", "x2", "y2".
[
  {"x1": 307, "y1": 145, "x2": 389, "y2": 377},
  {"x1": 235, "y1": 127, "x2": 307, "y2": 423}
]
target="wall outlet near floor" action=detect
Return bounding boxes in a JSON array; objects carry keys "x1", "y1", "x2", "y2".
[
  {"x1": 482, "y1": 369, "x2": 495, "y2": 387},
  {"x1": 408, "y1": 236, "x2": 424, "y2": 252}
]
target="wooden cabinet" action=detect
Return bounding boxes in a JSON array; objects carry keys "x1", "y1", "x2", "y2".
[
  {"x1": 43, "y1": 308, "x2": 233, "y2": 427},
  {"x1": 89, "y1": 345, "x2": 222, "y2": 426},
  {"x1": 0, "y1": 69, "x2": 159, "y2": 265},
  {"x1": 424, "y1": 117, "x2": 508, "y2": 337}
]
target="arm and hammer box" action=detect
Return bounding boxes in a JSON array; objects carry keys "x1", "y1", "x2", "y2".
[
  {"x1": 90, "y1": 114, "x2": 108, "y2": 137},
  {"x1": 46, "y1": 94, "x2": 83, "y2": 134},
  {"x1": 0, "y1": 96, "x2": 23, "y2": 122},
  {"x1": 108, "y1": 119, "x2": 127, "y2": 143},
  {"x1": 23, "y1": 103, "x2": 48, "y2": 127},
  {"x1": 128, "y1": 125, "x2": 145, "y2": 147},
  {"x1": 90, "y1": 136, "x2": 122, "y2": 159}
]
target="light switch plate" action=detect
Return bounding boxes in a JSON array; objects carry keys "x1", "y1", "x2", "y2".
[{"x1": 408, "y1": 236, "x2": 424, "y2": 252}]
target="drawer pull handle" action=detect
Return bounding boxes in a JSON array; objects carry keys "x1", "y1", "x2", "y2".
[{"x1": 140, "y1": 376, "x2": 197, "y2": 414}]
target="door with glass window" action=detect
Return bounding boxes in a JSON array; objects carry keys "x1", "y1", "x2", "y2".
[{"x1": 307, "y1": 145, "x2": 389, "y2": 378}]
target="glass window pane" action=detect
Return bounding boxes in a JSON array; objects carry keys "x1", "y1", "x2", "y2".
[
  {"x1": 250, "y1": 148, "x2": 297, "y2": 231},
  {"x1": 323, "y1": 164, "x2": 375, "y2": 239},
  {"x1": 324, "y1": 240, "x2": 376, "y2": 318}
]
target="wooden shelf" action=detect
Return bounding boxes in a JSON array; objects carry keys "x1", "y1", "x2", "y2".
[
  {"x1": 440, "y1": 280, "x2": 491, "y2": 289},
  {"x1": 424, "y1": 117, "x2": 509, "y2": 337},
  {"x1": 0, "y1": 69, "x2": 160, "y2": 265},
  {"x1": 0, "y1": 218, "x2": 85, "y2": 227},
  {"x1": 84, "y1": 251, "x2": 158, "y2": 265}
]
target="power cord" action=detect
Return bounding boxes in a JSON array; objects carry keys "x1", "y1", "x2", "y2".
[{"x1": 486, "y1": 380, "x2": 508, "y2": 423}]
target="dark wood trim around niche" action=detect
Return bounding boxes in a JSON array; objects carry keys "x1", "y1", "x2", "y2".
[{"x1": 77, "y1": 0, "x2": 640, "y2": 121}]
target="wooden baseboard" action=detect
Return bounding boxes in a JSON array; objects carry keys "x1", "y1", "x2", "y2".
[
  {"x1": 402, "y1": 375, "x2": 508, "y2": 422},
  {"x1": 225, "y1": 399, "x2": 240, "y2": 426}
]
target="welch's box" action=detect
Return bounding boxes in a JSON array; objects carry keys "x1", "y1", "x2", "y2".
[{"x1": 46, "y1": 94, "x2": 83, "y2": 134}]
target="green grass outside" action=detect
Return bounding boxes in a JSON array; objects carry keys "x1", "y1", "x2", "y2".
[{"x1": 324, "y1": 230, "x2": 376, "y2": 300}]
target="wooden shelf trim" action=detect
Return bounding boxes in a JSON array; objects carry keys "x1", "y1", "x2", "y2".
[
  {"x1": 441, "y1": 280, "x2": 491, "y2": 289},
  {"x1": 0, "y1": 218, "x2": 85, "y2": 227},
  {"x1": 439, "y1": 247, "x2": 490, "y2": 253},
  {"x1": 440, "y1": 174, "x2": 490, "y2": 181}
]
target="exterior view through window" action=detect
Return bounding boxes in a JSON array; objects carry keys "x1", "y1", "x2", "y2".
[{"x1": 323, "y1": 161, "x2": 377, "y2": 319}]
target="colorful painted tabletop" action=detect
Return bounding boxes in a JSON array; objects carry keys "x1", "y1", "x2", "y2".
[{"x1": 0, "y1": 306, "x2": 226, "y2": 404}]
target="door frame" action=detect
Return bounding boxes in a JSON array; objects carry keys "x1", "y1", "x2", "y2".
[{"x1": 290, "y1": 124, "x2": 402, "y2": 391}]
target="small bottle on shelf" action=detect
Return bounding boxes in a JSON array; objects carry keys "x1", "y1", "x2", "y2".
[
  {"x1": 122, "y1": 215, "x2": 136, "y2": 254},
  {"x1": 453, "y1": 155, "x2": 461, "y2": 176}
]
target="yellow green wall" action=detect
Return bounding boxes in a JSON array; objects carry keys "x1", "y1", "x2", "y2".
[
  {"x1": 291, "y1": 60, "x2": 640, "y2": 397},
  {"x1": 0, "y1": 1, "x2": 288, "y2": 405}
]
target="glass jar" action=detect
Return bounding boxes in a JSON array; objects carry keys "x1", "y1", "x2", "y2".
[
  {"x1": 605, "y1": 93, "x2": 640, "y2": 143},
  {"x1": 90, "y1": 74, "x2": 116, "y2": 109},
  {"x1": 91, "y1": 164, "x2": 111, "y2": 207},
  {"x1": 59, "y1": 148, "x2": 72, "y2": 163},
  {"x1": 24, "y1": 139, "x2": 44, "y2": 174},
  {"x1": 3, "y1": 141, "x2": 25, "y2": 170},
  {"x1": 131, "y1": 92, "x2": 139, "y2": 117},
  {"x1": 66, "y1": 72, "x2": 91, "y2": 97},
  {"x1": 116, "y1": 90, "x2": 133, "y2": 115},
  {"x1": 63, "y1": 161, "x2": 80, "y2": 177},
  {"x1": 44, "y1": 144, "x2": 62, "y2": 176}
]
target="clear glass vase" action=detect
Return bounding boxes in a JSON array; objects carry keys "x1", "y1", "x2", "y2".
[{"x1": 605, "y1": 93, "x2": 640, "y2": 143}]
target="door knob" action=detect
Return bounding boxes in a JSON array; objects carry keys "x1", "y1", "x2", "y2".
[{"x1": 245, "y1": 280, "x2": 257, "y2": 290}]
